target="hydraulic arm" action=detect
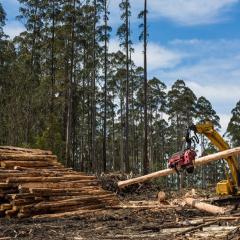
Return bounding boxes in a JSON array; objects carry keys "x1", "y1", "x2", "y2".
[{"x1": 189, "y1": 121, "x2": 240, "y2": 195}]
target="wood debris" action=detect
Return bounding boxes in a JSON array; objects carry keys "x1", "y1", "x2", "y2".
[
  {"x1": 0, "y1": 146, "x2": 119, "y2": 218},
  {"x1": 184, "y1": 197, "x2": 227, "y2": 215}
]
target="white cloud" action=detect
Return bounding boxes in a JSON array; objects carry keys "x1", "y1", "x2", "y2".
[
  {"x1": 151, "y1": 38, "x2": 240, "y2": 135},
  {"x1": 108, "y1": 39, "x2": 120, "y2": 53},
  {"x1": 109, "y1": 37, "x2": 238, "y2": 134},
  {"x1": 160, "y1": 56, "x2": 240, "y2": 86},
  {"x1": 219, "y1": 114, "x2": 231, "y2": 134},
  {"x1": 109, "y1": 0, "x2": 238, "y2": 26},
  {"x1": 148, "y1": 0, "x2": 238, "y2": 25},
  {"x1": 133, "y1": 42, "x2": 183, "y2": 70},
  {"x1": 186, "y1": 81, "x2": 240, "y2": 103},
  {"x1": 3, "y1": 21, "x2": 25, "y2": 39},
  {"x1": 170, "y1": 39, "x2": 240, "y2": 57},
  {"x1": 109, "y1": 38, "x2": 240, "y2": 122},
  {"x1": 158, "y1": 39, "x2": 240, "y2": 86},
  {"x1": 109, "y1": 39, "x2": 183, "y2": 71}
]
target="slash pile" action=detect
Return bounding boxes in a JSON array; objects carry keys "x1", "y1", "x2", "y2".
[{"x1": 0, "y1": 146, "x2": 119, "y2": 219}]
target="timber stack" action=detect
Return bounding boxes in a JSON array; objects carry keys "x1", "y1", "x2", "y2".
[{"x1": 0, "y1": 146, "x2": 118, "y2": 219}]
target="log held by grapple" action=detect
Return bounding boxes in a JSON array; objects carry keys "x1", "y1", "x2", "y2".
[{"x1": 117, "y1": 146, "x2": 240, "y2": 188}]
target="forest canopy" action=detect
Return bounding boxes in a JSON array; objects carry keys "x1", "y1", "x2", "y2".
[{"x1": 0, "y1": 1, "x2": 239, "y2": 190}]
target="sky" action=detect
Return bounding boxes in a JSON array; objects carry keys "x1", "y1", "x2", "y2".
[{"x1": 2, "y1": 0, "x2": 240, "y2": 133}]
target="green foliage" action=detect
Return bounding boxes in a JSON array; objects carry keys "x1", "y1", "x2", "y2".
[
  {"x1": 117, "y1": 0, "x2": 132, "y2": 49},
  {"x1": 196, "y1": 96, "x2": 220, "y2": 129},
  {"x1": 34, "y1": 117, "x2": 64, "y2": 160},
  {"x1": 0, "y1": 2, "x2": 6, "y2": 30},
  {"x1": 167, "y1": 80, "x2": 197, "y2": 152},
  {"x1": 227, "y1": 100, "x2": 240, "y2": 147},
  {"x1": 0, "y1": 1, "x2": 236, "y2": 191}
]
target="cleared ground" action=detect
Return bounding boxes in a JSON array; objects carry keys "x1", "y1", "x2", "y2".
[{"x1": 1, "y1": 186, "x2": 240, "y2": 240}]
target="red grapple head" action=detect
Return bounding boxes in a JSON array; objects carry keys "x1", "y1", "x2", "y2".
[
  {"x1": 183, "y1": 149, "x2": 196, "y2": 166},
  {"x1": 168, "y1": 149, "x2": 196, "y2": 173}
]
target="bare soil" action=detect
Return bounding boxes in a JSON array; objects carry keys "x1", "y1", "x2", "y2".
[
  {"x1": 0, "y1": 207, "x2": 209, "y2": 240},
  {"x1": 0, "y1": 180, "x2": 240, "y2": 239}
]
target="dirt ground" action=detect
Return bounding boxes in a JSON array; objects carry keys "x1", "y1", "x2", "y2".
[
  {"x1": 0, "y1": 207, "x2": 210, "y2": 240},
  {"x1": 1, "y1": 181, "x2": 240, "y2": 240}
]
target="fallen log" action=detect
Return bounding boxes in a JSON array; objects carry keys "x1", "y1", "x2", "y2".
[
  {"x1": 18, "y1": 181, "x2": 99, "y2": 190},
  {"x1": 189, "y1": 216, "x2": 240, "y2": 222},
  {"x1": 32, "y1": 208, "x2": 103, "y2": 219},
  {"x1": 118, "y1": 146, "x2": 240, "y2": 188},
  {"x1": 1, "y1": 161, "x2": 57, "y2": 168},
  {"x1": 7, "y1": 175, "x2": 96, "y2": 183},
  {"x1": 29, "y1": 188, "x2": 94, "y2": 194},
  {"x1": 184, "y1": 197, "x2": 226, "y2": 215},
  {"x1": 32, "y1": 194, "x2": 114, "y2": 210},
  {"x1": 6, "y1": 193, "x2": 34, "y2": 200},
  {"x1": 5, "y1": 209, "x2": 18, "y2": 218},
  {"x1": 0, "y1": 146, "x2": 119, "y2": 218},
  {"x1": 0, "y1": 204, "x2": 12, "y2": 210},
  {"x1": 0, "y1": 155, "x2": 58, "y2": 161},
  {"x1": 0, "y1": 237, "x2": 12, "y2": 240},
  {"x1": 157, "y1": 191, "x2": 166, "y2": 203},
  {"x1": 0, "y1": 146, "x2": 52, "y2": 155},
  {"x1": 175, "y1": 220, "x2": 218, "y2": 236},
  {"x1": 14, "y1": 166, "x2": 68, "y2": 171}
]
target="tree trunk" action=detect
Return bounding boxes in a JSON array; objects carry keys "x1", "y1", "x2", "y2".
[
  {"x1": 120, "y1": 93, "x2": 124, "y2": 172},
  {"x1": 124, "y1": 0, "x2": 130, "y2": 173},
  {"x1": 65, "y1": 0, "x2": 76, "y2": 167},
  {"x1": 185, "y1": 198, "x2": 226, "y2": 215},
  {"x1": 50, "y1": 0, "x2": 55, "y2": 149},
  {"x1": 91, "y1": 0, "x2": 97, "y2": 173},
  {"x1": 143, "y1": 0, "x2": 149, "y2": 174},
  {"x1": 103, "y1": 0, "x2": 108, "y2": 173}
]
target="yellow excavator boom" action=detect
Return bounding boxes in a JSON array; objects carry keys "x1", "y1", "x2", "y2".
[{"x1": 192, "y1": 121, "x2": 240, "y2": 195}]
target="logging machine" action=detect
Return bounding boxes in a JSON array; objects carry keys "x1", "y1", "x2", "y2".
[
  {"x1": 168, "y1": 120, "x2": 240, "y2": 196},
  {"x1": 168, "y1": 126, "x2": 198, "y2": 174}
]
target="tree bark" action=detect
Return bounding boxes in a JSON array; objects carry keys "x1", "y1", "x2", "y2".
[
  {"x1": 103, "y1": 0, "x2": 108, "y2": 172},
  {"x1": 143, "y1": 0, "x2": 149, "y2": 174},
  {"x1": 124, "y1": 0, "x2": 130, "y2": 173},
  {"x1": 91, "y1": 0, "x2": 97, "y2": 173},
  {"x1": 65, "y1": 0, "x2": 76, "y2": 167},
  {"x1": 185, "y1": 197, "x2": 226, "y2": 215},
  {"x1": 50, "y1": 0, "x2": 55, "y2": 149}
]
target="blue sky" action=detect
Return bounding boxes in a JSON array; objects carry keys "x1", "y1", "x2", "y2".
[{"x1": 2, "y1": 0, "x2": 240, "y2": 133}]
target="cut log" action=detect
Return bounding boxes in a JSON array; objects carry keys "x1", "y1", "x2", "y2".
[
  {"x1": 7, "y1": 175, "x2": 96, "y2": 183},
  {"x1": 157, "y1": 191, "x2": 166, "y2": 203},
  {"x1": 1, "y1": 161, "x2": 57, "y2": 168},
  {"x1": 184, "y1": 197, "x2": 226, "y2": 215},
  {"x1": 118, "y1": 146, "x2": 240, "y2": 188},
  {"x1": 29, "y1": 187, "x2": 96, "y2": 192},
  {"x1": 0, "y1": 237, "x2": 12, "y2": 240},
  {"x1": 6, "y1": 193, "x2": 34, "y2": 200},
  {"x1": 31, "y1": 194, "x2": 114, "y2": 210},
  {"x1": 18, "y1": 181, "x2": 99, "y2": 190},
  {"x1": 0, "y1": 183, "x2": 17, "y2": 188},
  {"x1": 5, "y1": 209, "x2": 18, "y2": 218},
  {"x1": 13, "y1": 167, "x2": 68, "y2": 172},
  {"x1": 0, "y1": 155, "x2": 58, "y2": 161},
  {"x1": 0, "y1": 146, "x2": 119, "y2": 218},
  {"x1": 175, "y1": 220, "x2": 218, "y2": 236},
  {"x1": 32, "y1": 208, "x2": 103, "y2": 219},
  {"x1": 1, "y1": 204, "x2": 12, "y2": 210},
  {"x1": 0, "y1": 146, "x2": 52, "y2": 155}
]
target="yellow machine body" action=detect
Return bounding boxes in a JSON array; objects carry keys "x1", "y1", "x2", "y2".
[{"x1": 194, "y1": 121, "x2": 240, "y2": 195}]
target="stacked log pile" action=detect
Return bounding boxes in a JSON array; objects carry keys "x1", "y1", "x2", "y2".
[{"x1": 0, "y1": 146, "x2": 119, "y2": 219}]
